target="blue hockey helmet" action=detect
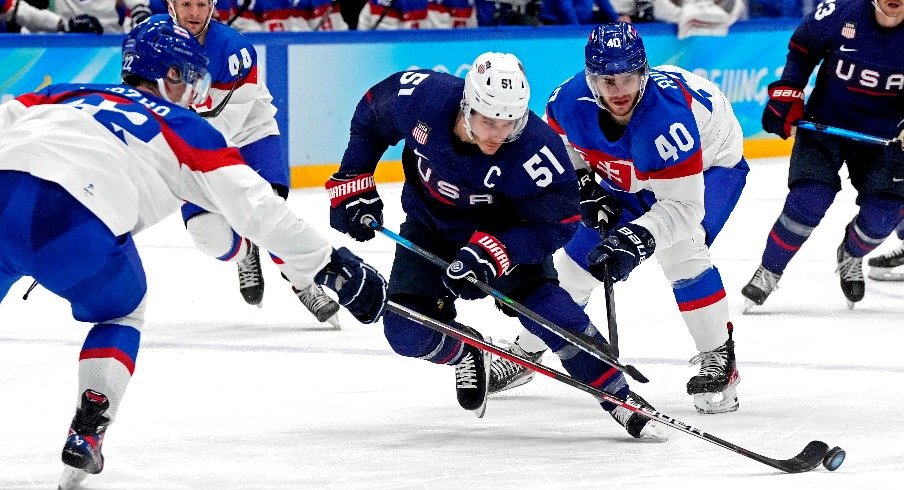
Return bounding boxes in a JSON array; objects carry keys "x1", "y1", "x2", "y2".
[
  {"x1": 122, "y1": 18, "x2": 211, "y2": 107},
  {"x1": 584, "y1": 22, "x2": 649, "y2": 112}
]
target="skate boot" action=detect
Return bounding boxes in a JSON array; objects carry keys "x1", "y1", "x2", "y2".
[
  {"x1": 607, "y1": 391, "x2": 668, "y2": 441},
  {"x1": 454, "y1": 325, "x2": 491, "y2": 418},
  {"x1": 488, "y1": 340, "x2": 544, "y2": 394},
  {"x1": 867, "y1": 243, "x2": 904, "y2": 281},
  {"x1": 836, "y1": 244, "x2": 865, "y2": 309},
  {"x1": 237, "y1": 243, "x2": 265, "y2": 307},
  {"x1": 741, "y1": 265, "x2": 781, "y2": 312},
  {"x1": 58, "y1": 390, "x2": 110, "y2": 490},
  {"x1": 687, "y1": 328, "x2": 740, "y2": 414},
  {"x1": 294, "y1": 284, "x2": 341, "y2": 329}
]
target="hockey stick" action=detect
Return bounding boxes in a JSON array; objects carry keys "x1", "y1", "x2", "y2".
[
  {"x1": 387, "y1": 300, "x2": 846, "y2": 474},
  {"x1": 366, "y1": 218, "x2": 648, "y2": 383},
  {"x1": 796, "y1": 121, "x2": 898, "y2": 146},
  {"x1": 602, "y1": 265, "x2": 620, "y2": 358}
]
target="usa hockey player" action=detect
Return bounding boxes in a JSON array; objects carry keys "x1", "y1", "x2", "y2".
[
  {"x1": 152, "y1": 0, "x2": 343, "y2": 327},
  {"x1": 328, "y1": 51, "x2": 667, "y2": 440},
  {"x1": 0, "y1": 19, "x2": 387, "y2": 489},
  {"x1": 489, "y1": 23, "x2": 748, "y2": 415},
  {"x1": 741, "y1": 0, "x2": 904, "y2": 309}
]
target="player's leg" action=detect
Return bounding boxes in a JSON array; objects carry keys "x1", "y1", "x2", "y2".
[
  {"x1": 700, "y1": 159, "x2": 749, "y2": 247},
  {"x1": 868, "y1": 217, "x2": 904, "y2": 280},
  {"x1": 380, "y1": 221, "x2": 491, "y2": 417},
  {"x1": 499, "y1": 263, "x2": 665, "y2": 440},
  {"x1": 742, "y1": 132, "x2": 843, "y2": 308},
  {"x1": 0, "y1": 172, "x2": 146, "y2": 488},
  {"x1": 658, "y1": 236, "x2": 738, "y2": 414}
]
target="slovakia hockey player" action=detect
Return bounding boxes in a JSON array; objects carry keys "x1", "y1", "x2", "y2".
[
  {"x1": 0, "y1": 19, "x2": 387, "y2": 489},
  {"x1": 327, "y1": 51, "x2": 667, "y2": 440},
  {"x1": 149, "y1": 0, "x2": 343, "y2": 327},
  {"x1": 489, "y1": 23, "x2": 748, "y2": 415},
  {"x1": 742, "y1": 0, "x2": 904, "y2": 309}
]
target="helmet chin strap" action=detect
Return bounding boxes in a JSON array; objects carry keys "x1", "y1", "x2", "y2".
[{"x1": 873, "y1": 0, "x2": 903, "y2": 20}]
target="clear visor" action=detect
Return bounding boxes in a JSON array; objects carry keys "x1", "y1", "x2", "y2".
[
  {"x1": 187, "y1": 69, "x2": 212, "y2": 106},
  {"x1": 585, "y1": 66, "x2": 648, "y2": 112},
  {"x1": 462, "y1": 102, "x2": 529, "y2": 144}
]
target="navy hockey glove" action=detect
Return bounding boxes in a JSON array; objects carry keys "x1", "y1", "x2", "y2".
[
  {"x1": 129, "y1": 4, "x2": 152, "y2": 25},
  {"x1": 315, "y1": 247, "x2": 387, "y2": 324},
  {"x1": 762, "y1": 81, "x2": 804, "y2": 139},
  {"x1": 326, "y1": 172, "x2": 383, "y2": 242},
  {"x1": 60, "y1": 14, "x2": 103, "y2": 33},
  {"x1": 587, "y1": 223, "x2": 655, "y2": 283},
  {"x1": 443, "y1": 232, "x2": 511, "y2": 300},
  {"x1": 577, "y1": 168, "x2": 622, "y2": 232}
]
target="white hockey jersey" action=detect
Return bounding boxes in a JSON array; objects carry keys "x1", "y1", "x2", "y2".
[{"x1": 0, "y1": 83, "x2": 330, "y2": 288}]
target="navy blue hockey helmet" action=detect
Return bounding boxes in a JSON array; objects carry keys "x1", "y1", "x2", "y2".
[
  {"x1": 584, "y1": 22, "x2": 650, "y2": 112},
  {"x1": 122, "y1": 18, "x2": 211, "y2": 107}
]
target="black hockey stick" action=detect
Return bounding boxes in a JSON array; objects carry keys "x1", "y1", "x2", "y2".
[
  {"x1": 366, "y1": 218, "x2": 648, "y2": 383},
  {"x1": 387, "y1": 300, "x2": 846, "y2": 474},
  {"x1": 602, "y1": 265, "x2": 620, "y2": 358}
]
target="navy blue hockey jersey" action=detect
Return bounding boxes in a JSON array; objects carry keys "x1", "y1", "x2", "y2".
[
  {"x1": 338, "y1": 71, "x2": 580, "y2": 265},
  {"x1": 780, "y1": 0, "x2": 904, "y2": 137}
]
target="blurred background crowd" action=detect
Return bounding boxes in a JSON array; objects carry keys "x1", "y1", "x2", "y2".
[{"x1": 1, "y1": 0, "x2": 814, "y2": 36}]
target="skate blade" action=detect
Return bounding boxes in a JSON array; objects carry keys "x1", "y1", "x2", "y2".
[
  {"x1": 488, "y1": 372, "x2": 535, "y2": 395},
  {"x1": 868, "y1": 268, "x2": 904, "y2": 281},
  {"x1": 742, "y1": 298, "x2": 757, "y2": 314},
  {"x1": 846, "y1": 300, "x2": 855, "y2": 310},
  {"x1": 256, "y1": 301, "x2": 263, "y2": 309},
  {"x1": 470, "y1": 347, "x2": 492, "y2": 419},
  {"x1": 638, "y1": 421, "x2": 670, "y2": 442},
  {"x1": 326, "y1": 314, "x2": 341, "y2": 330},
  {"x1": 58, "y1": 466, "x2": 89, "y2": 490},
  {"x1": 693, "y1": 386, "x2": 739, "y2": 415}
]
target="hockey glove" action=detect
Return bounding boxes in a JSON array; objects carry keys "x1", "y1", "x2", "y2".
[
  {"x1": 577, "y1": 168, "x2": 622, "y2": 232},
  {"x1": 762, "y1": 81, "x2": 804, "y2": 139},
  {"x1": 60, "y1": 14, "x2": 103, "y2": 34},
  {"x1": 315, "y1": 247, "x2": 387, "y2": 324},
  {"x1": 443, "y1": 232, "x2": 511, "y2": 300},
  {"x1": 326, "y1": 172, "x2": 383, "y2": 242},
  {"x1": 587, "y1": 223, "x2": 655, "y2": 283},
  {"x1": 129, "y1": 3, "x2": 152, "y2": 26}
]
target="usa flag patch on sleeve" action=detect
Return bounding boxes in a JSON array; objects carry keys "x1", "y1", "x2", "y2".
[{"x1": 412, "y1": 121, "x2": 430, "y2": 145}]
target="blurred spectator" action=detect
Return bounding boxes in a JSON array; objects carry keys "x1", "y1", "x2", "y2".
[
  {"x1": 1, "y1": 0, "x2": 109, "y2": 33},
  {"x1": 747, "y1": 0, "x2": 802, "y2": 17},
  {"x1": 538, "y1": 0, "x2": 629, "y2": 24},
  {"x1": 475, "y1": 0, "x2": 541, "y2": 25},
  {"x1": 216, "y1": 0, "x2": 347, "y2": 31},
  {"x1": 427, "y1": 0, "x2": 476, "y2": 27},
  {"x1": 653, "y1": 0, "x2": 746, "y2": 38},
  {"x1": 357, "y1": 0, "x2": 428, "y2": 29}
]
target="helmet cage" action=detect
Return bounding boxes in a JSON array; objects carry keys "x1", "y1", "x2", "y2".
[{"x1": 462, "y1": 52, "x2": 530, "y2": 144}]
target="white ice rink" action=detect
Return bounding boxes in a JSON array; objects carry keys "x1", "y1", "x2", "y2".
[{"x1": 2, "y1": 157, "x2": 903, "y2": 489}]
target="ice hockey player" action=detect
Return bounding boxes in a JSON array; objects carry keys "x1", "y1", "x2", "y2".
[
  {"x1": 489, "y1": 22, "x2": 748, "y2": 415},
  {"x1": 0, "y1": 18, "x2": 387, "y2": 489},
  {"x1": 328, "y1": 50, "x2": 667, "y2": 440},
  {"x1": 741, "y1": 0, "x2": 904, "y2": 309},
  {"x1": 146, "y1": 0, "x2": 343, "y2": 327},
  {"x1": 868, "y1": 125, "x2": 904, "y2": 281}
]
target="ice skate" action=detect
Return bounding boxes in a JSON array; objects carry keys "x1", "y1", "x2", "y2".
[
  {"x1": 454, "y1": 326, "x2": 491, "y2": 418},
  {"x1": 237, "y1": 243, "x2": 264, "y2": 307},
  {"x1": 607, "y1": 391, "x2": 668, "y2": 441},
  {"x1": 488, "y1": 340, "x2": 544, "y2": 394},
  {"x1": 741, "y1": 265, "x2": 781, "y2": 313},
  {"x1": 294, "y1": 284, "x2": 341, "y2": 329},
  {"x1": 59, "y1": 390, "x2": 110, "y2": 489},
  {"x1": 836, "y1": 244, "x2": 865, "y2": 309},
  {"x1": 867, "y1": 243, "x2": 904, "y2": 281},
  {"x1": 687, "y1": 331, "x2": 740, "y2": 414}
]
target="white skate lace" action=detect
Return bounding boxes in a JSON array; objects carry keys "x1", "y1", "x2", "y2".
[
  {"x1": 688, "y1": 346, "x2": 729, "y2": 378},
  {"x1": 456, "y1": 352, "x2": 478, "y2": 389},
  {"x1": 750, "y1": 265, "x2": 780, "y2": 294},
  {"x1": 296, "y1": 284, "x2": 339, "y2": 317},
  {"x1": 237, "y1": 246, "x2": 261, "y2": 289},
  {"x1": 836, "y1": 249, "x2": 864, "y2": 282},
  {"x1": 490, "y1": 340, "x2": 528, "y2": 382}
]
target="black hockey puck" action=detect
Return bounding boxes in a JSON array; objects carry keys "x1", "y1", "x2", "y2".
[{"x1": 822, "y1": 446, "x2": 845, "y2": 471}]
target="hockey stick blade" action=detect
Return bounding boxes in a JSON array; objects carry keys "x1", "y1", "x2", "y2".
[
  {"x1": 386, "y1": 301, "x2": 838, "y2": 475},
  {"x1": 368, "y1": 218, "x2": 648, "y2": 383}
]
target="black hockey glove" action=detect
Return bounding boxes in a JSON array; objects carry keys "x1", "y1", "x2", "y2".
[
  {"x1": 443, "y1": 232, "x2": 511, "y2": 300},
  {"x1": 129, "y1": 3, "x2": 152, "y2": 26},
  {"x1": 326, "y1": 172, "x2": 383, "y2": 241},
  {"x1": 577, "y1": 168, "x2": 622, "y2": 232},
  {"x1": 60, "y1": 14, "x2": 103, "y2": 34},
  {"x1": 315, "y1": 247, "x2": 387, "y2": 324},
  {"x1": 762, "y1": 81, "x2": 804, "y2": 139},
  {"x1": 587, "y1": 223, "x2": 655, "y2": 283}
]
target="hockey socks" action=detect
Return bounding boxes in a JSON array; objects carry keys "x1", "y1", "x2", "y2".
[
  {"x1": 843, "y1": 194, "x2": 904, "y2": 258},
  {"x1": 761, "y1": 180, "x2": 835, "y2": 275},
  {"x1": 78, "y1": 323, "x2": 139, "y2": 422},
  {"x1": 673, "y1": 267, "x2": 730, "y2": 353}
]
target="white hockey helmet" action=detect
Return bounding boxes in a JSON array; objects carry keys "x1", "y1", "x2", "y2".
[{"x1": 462, "y1": 52, "x2": 531, "y2": 143}]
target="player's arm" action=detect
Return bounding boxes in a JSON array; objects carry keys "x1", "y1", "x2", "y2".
[{"x1": 631, "y1": 121, "x2": 706, "y2": 251}]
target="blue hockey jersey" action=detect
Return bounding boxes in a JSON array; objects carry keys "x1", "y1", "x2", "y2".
[
  {"x1": 338, "y1": 70, "x2": 580, "y2": 265},
  {"x1": 780, "y1": 0, "x2": 904, "y2": 138}
]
